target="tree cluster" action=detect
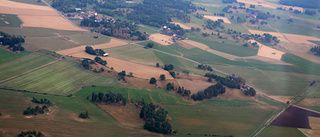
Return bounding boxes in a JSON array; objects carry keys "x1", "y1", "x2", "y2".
[
  {"x1": 310, "y1": 46, "x2": 320, "y2": 56},
  {"x1": 23, "y1": 105, "x2": 48, "y2": 115},
  {"x1": 222, "y1": 0, "x2": 237, "y2": 4},
  {"x1": 91, "y1": 92, "x2": 127, "y2": 106},
  {"x1": 140, "y1": 103, "x2": 172, "y2": 134},
  {"x1": 244, "y1": 88, "x2": 256, "y2": 96},
  {"x1": 205, "y1": 73, "x2": 244, "y2": 89},
  {"x1": 94, "y1": 56, "x2": 107, "y2": 65},
  {"x1": 166, "y1": 83, "x2": 175, "y2": 90},
  {"x1": 79, "y1": 110, "x2": 89, "y2": 119},
  {"x1": 81, "y1": 58, "x2": 91, "y2": 69},
  {"x1": 18, "y1": 130, "x2": 45, "y2": 137},
  {"x1": 31, "y1": 97, "x2": 52, "y2": 106},
  {"x1": 149, "y1": 77, "x2": 157, "y2": 84},
  {"x1": 191, "y1": 82, "x2": 225, "y2": 101},
  {"x1": 279, "y1": 0, "x2": 320, "y2": 9},
  {"x1": 305, "y1": 10, "x2": 316, "y2": 16},
  {"x1": 177, "y1": 86, "x2": 191, "y2": 97},
  {"x1": 164, "y1": 64, "x2": 174, "y2": 71},
  {"x1": 205, "y1": 19, "x2": 224, "y2": 30},
  {"x1": 85, "y1": 46, "x2": 105, "y2": 56},
  {"x1": 198, "y1": 64, "x2": 213, "y2": 72},
  {"x1": 0, "y1": 31, "x2": 25, "y2": 52}
]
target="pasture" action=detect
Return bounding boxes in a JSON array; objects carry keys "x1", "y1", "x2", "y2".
[
  {"x1": 0, "y1": 49, "x2": 31, "y2": 64},
  {"x1": 24, "y1": 37, "x2": 80, "y2": 51},
  {"x1": 0, "y1": 13, "x2": 22, "y2": 27},
  {"x1": 0, "y1": 60, "x2": 122, "y2": 95},
  {"x1": 0, "y1": 53, "x2": 55, "y2": 81},
  {"x1": 138, "y1": 25, "x2": 160, "y2": 34},
  {"x1": 0, "y1": 27, "x2": 83, "y2": 38},
  {"x1": 10, "y1": 0, "x2": 47, "y2": 6},
  {"x1": 0, "y1": 89, "x2": 158, "y2": 137},
  {"x1": 259, "y1": 126, "x2": 305, "y2": 137},
  {"x1": 67, "y1": 32, "x2": 111, "y2": 45}
]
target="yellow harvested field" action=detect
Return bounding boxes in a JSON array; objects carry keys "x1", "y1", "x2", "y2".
[
  {"x1": 309, "y1": 117, "x2": 320, "y2": 130},
  {"x1": 281, "y1": 33, "x2": 320, "y2": 45},
  {"x1": 176, "y1": 79, "x2": 215, "y2": 94},
  {"x1": 57, "y1": 39, "x2": 128, "y2": 55},
  {"x1": 248, "y1": 29, "x2": 283, "y2": 38},
  {"x1": 250, "y1": 40, "x2": 285, "y2": 60},
  {"x1": 203, "y1": 15, "x2": 231, "y2": 24},
  {"x1": 194, "y1": 3, "x2": 220, "y2": 8},
  {"x1": 238, "y1": 0, "x2": 304, "y2": 11},
  {"x1": 182, "y1": 40, "x2": 209, "y2": 50},
  {"x1": 171, "y1": 22, "x2": 191, "y2": 30},
  {"x1": 0, "y1": 0, "x2": 85, "y2": 31},
  {"x1": 150, "y1": 33, "x2": 173, "y2": 46}
]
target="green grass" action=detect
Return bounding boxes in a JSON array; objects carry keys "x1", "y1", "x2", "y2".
[
  {"x1": 198, "y1": 99, "x2": 257, "y2": 106},
  {"x1": 246, "y1": 25, "x2": 277, "y2": 32},
  {"x1": 259, "y1": 126, "x2": 305, "y2": 137},
  {"x1": 0, "y1": 27, "x2": 83, "y2": 37},
  {"x1": 153, "y1": 45, "x2": 181, "y2": 56},
  {"x1": 0, "y1": 53, "x2": 55, "y2": 81},
  {"x1": 24, "y1": 37, "x2": 80, "y2": 51},
  {"x1": 303, "y1": 82, "x2": 320, "y2": 98},
  {"x1": 163, "y1": 104, "x2": 278, "y2": 137},
  {"x1": 9, "y1": 0, "x2": 47, "y2": 6},
  {"x1": 188, "y1": 36, "x2": 258, "y2": 57},
  {"x1": 0, "y1": 13, "x2": 22, "y2": 27},
  {"x1": 0, "y1": 89, "x2": 158, "y2": 137},
  {"x1": 107, "y1": 44, "x2": 160, "y2": 65},
  {"x1": 36, "y1": 49, "x2": 62, "y2": 58},
  {"x1": 0, "y1": 60, "x2": 122, "y2": 95},
  {"x1": 75, "y1": 87, "x2": 190, "y2": 105},
  {"x1": 282, "y1": 53, "x2": 320, "y2": 76},
  {"x1": 67, "y1": 32, "x2": 111, "y2": 45},
  {"x1": 0, "y1": 49, "x2": 31, "y2": 64},
  {"x1": 138, "y1": 25, "x2": 160, "y2": 34}
]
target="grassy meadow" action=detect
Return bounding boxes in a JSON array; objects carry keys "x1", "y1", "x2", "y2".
[
  {"x1": 0, "y1": 49, "x2": 31, "y2": 64},
  {"x1": 0, "y1": 13, "x2": 22, "y2": 27},
  {"x1": 0, "y1": 60, "x2": 122, "y2": 95}
]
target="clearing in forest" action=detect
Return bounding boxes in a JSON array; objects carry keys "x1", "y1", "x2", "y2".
[{"x1": 203, "y1": 15, "x2": 231, "y2": 24}]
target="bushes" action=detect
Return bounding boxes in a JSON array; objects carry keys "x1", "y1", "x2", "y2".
[
  {"x1": 150, "y1": 77, "x2": 157, "y2": 84},
  {"x1": 90, "y1": 92, "x2": 127, "y2": 105},
  {"x1": 23, "y1": 105, "x2": 48, "y2": 115},
  {"x1": 79, "y1": 110, "x2": 89, "y2": 119},
  {"x1": 18, "y1": 130, "x2": 44, "y2": 137},
  {"x1": 191, "y1": 82, "x2": 225, "y2": 101}
]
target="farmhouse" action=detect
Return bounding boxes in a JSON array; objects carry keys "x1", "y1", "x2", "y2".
[{"x1": 103, "y1": 53, "x2": 109, "y2": 57}]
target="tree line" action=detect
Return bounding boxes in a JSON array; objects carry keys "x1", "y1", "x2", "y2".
[
  {"x1": 140, "y1": 102, "x2": 173, "y2": 134},
  {"x1": 205, "y1": 73, "x2": 244, "y2": 89},
  {"x1": 0, "y1": 31, "x2": 25, "y2": 52},
  {"x1": 31, "y1": 97, "x2": 52, "y2": 106},
  {"x1": 90, "y1": 92, "x2": 127, "y2": 106},
  {"x1": 191, "y1": 82, "x2": 226, "y2": 101},
  {"x1": 279, "y1": 0, "x2": 320, "y2": 9},
  {"x1": 23, "y1": 105, "x2": 49, "y2": 115},
  {"x1": 85, "y1": 46, "x2": 105, "y2": 56},
  {"x1": 18, "y1": 130, "x2": 45, "y2": 137},
  {"x1": 310, "y1": 46, "x2": 320, "y2": 56}
]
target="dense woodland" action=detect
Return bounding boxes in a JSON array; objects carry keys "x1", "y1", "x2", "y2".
[
  {"x1": 0, "y1": 31, "x2": 25, "y2": 52},
  {"x1": 191, "y1": 83, "x2": 226, "y2": 101},
  {"x1": 310, "y1": 46, "x2": 320, "y2": 56},
  {"x1": 279, "y1": 0, "x2": 320, "y2": 9},
  {"x1": 90, "y1": 92, "x2": 127, "y2": 106},
  {"x1": 205, "y1": 73, "x2": 244, "y2": 89},
  {"x1": 139, "y1": 102, "x2": 172, "y2": 134}
]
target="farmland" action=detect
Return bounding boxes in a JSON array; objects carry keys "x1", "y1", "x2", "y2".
[
  {"x1": 0, "y1": 49, "x2": 31, "y2": 64},
  {"x1": 0, "y1": 60, "x2": 122, "y2": 95},
  {"x1": 0, "y1": 13, "x2": 22, "y2": 27}
]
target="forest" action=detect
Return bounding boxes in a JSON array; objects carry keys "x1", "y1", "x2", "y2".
[
  {"x1": 191, "y1": 83, "x2": 226, "y2": 101},
  {"x1": 0, "y1": 31, "x2": 25, "y2": 51}
]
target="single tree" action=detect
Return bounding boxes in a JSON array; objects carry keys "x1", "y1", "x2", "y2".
[
  {"x1": 149, "y1": 77, "x2": 157, "y2": 84},
  {"x1": 160, "y1": 74, "x2": 166, "y2": 81}
]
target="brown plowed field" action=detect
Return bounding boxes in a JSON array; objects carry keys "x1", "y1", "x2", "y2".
[{"x1": 271, "y1": 106, "x2": 320, "y2": 129}]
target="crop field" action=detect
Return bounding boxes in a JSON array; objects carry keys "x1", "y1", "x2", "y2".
[
  {"x1": 24, "y1": 37, "x2": 80, "y2": 51},
  {"x1": 107, "y1": 44, "x2": 160, "y2": 65},
  {"x1": 0, "y1": 60, "x2": 122, "y2": 95},
  {"x1": 282, "y1": 53, "x2": 320, "y2": 76},
  {"x1": 0, "y1": 89, "x2": 158, "y2": 137},
  {"x1": 9, "y1": 0, "x2": 47, "y2": 6},
  {"x1": 0, "y1": 53, "x2": 55, "y2": 81},
  {"x1": 163, "y1": 104, "x2": 278, "y2": 137},
  {"x1": 0, "y1": 27, "x2": 83, "y2": 38},
  {"x1": 75, "y1": 87, "x2": 189, "y2": 105},
  {"x1": 0, "y1": 13, "x2": 22, "y2": 27},
  {"x1": 188, "y1": 36, "x2": 258, "y2": 57},
  {"x1": 67, "y1": 32, "x2": 111, "y2": 45},
  {"x1": 259, "y1": 126, "x2": 305, "y2": 137},
  {"x1": 309, "y1": 40, "x2": 320, "y2": 45},
  {"x1": 138, "y1": 25, "x2": 160, "y2": 34},
  {"x1": 246, "y1": 25, "x2": 277, "y2": 32},
  {"x1": 0, "y1": 49, "x2": 31, "y2": 64}
]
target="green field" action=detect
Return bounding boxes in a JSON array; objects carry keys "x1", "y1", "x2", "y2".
[
  {"x1": 138, "y1": 25, "x2": 160, "y2": 34},
  {"x1": 75, "y1": 86, "x2": 189, "y2": 105},
  {"x1": 9, "y1": 0, "x2": 47, "y2": 6},
  {"x1": 0, "y1": 53, "x2": 55, "y2": 81},
  {"x1": 67, "y1": 32, "x2": 111, "y2": 45},
  {"x1": 24, "y1": 37, "x2": 80, "y2": 51},
  {"x1": 259, "y1": 126, "x2": 305, "y2": 137},
  {"x1": 246, "y1": 25, "x2": 277, "y2": 32},
  {"x1": 163, "y1": 104, "x2": 278, "y2": 137},
  {"x1": 188, "y1": 36, "x2": 258, "y2": 57},
  {"x1": 0, "y1": 60, "x2": 122, "y2": 95},
  {"x1": 0, "y1": 89, "x2": 158, "y2": 137},
  {"x1": 0, "y1": 49, "x2": 31, "y2": 64},
  {"x1": 0, "y1": 13, "x2": 22, "y2": 27},
  {"x1": 138, "y1": 41, "x2": 181, "y2": 56},
  {"x1": 282, "y1": 53, "x2": 320, "y2": 76},
  {"x1": 0, "y1": 27, "x2": 83, "y2": 38}
]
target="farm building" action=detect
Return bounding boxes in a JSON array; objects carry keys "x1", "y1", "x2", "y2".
[{"x1": 103, "y1": 53, "x2": 109, "y2": 57}]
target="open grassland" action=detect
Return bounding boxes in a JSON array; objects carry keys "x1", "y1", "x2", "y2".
[
  {"x1": 188, "y1": 36, "x2": 258, "y2": 57},
  {"x1": 246, "y1": 25, "x2": 277, "y2": 32},
  {"x1": 108, "y1": 44, "x2": 161, "y2": 65},
  {"x1": 296, "y1": 83, "x2": 320, "y2": 112},
  {"x1": 163, "y1": 104, "x2": 278, "y2": 137},
  {"x1": 0, "y1": 49, "x2": 31, "y2": 64},
  {"x1": 259, "y1": 126, "x2": 305, "y2": 137},
  {"x1": 0, "y1": 53, "x2": 55, "y2": 81},
  {"x1": 282, "y1": 53, "x2": 320, "y2": 76},
  {"x1": 0, "y1": 89, "x2": 158, "y2": 137},
  {"x1": 0, "y1": 27, "x2": 82, "y2": 37},
  {"x1": 0, "y1": 13, "x2": 22, "y2": 27},
  {"x1": 25, "y1": 37, "x2": 80, "y2": 51},
  {"x1": 67, "y1": 32, "x2": 111, "y2": 45},
  {"x1": 138, "y1": 41, "x2": 181, "y2": 56},
  {"x1": 138, "y1": 25, "x2": 160, "y2": 34},
  {"x1": 0, "y1": 60, "x2": 122, "y2": 95},
  {"x1": 75, "y1": 87, "x2": 190, "y2": 105}
]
